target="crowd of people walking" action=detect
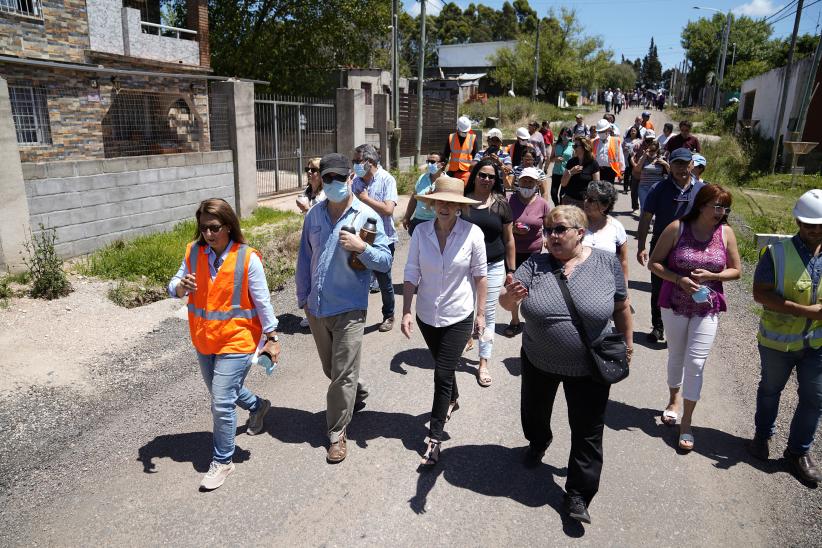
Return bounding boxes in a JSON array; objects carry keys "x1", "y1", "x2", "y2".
[{"x1": 167, "y1": 109, "x2": 822, "y2": 527}]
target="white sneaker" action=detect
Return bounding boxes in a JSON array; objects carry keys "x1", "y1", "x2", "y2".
[
  {"x1": 200, "y1": 461, "x2": 235, "y2": 490},
  {"x1": 300, "y1": 317, "x2": 310, "y2": 328}
]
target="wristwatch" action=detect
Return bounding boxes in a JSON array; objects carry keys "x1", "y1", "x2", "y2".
[{"x1": 266, "y1": 333, "x2": 279, "y2": 343}]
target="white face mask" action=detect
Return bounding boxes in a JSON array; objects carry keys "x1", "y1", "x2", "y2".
[
  {"x1": 518, "y1": 186, "x2": 536, "y2": 198},
  {"x1": 598, "y1": 131, "x2": 609, "y2": 140}
]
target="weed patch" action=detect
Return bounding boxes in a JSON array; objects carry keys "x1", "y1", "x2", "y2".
[
  {"x1": 23, "y1": 225, "x2": 72, "y2": 300},
  {"x1": 108, "y1": 280, "x2": 168, "y2": 308}
]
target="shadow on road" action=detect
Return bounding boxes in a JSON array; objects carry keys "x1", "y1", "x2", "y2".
[
  {"x1": 628, "y1": 280, "x2": 652, "y2": 293},
  {"x1": 501, "y1": 356, "x2": 522, "y2": 376},
  {"x1": 137, "y1": 431, "x2": 250, "y2": 473},
  {"x1": 410, "y1": 444, "x2": 584, "y2": 537},
  {"x1": 390, "y1": 347, "x2": 476, "y2": 376},
  {"x1": 274, "y1": 313, "x2": 310, "y2": 335}
]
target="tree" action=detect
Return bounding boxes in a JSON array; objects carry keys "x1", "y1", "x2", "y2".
[
  {"x1": 603, "y1": 63, "x2": 638, "y2": 91},
  {"x1": 640, "y1": 38, "x2": 662, "y2": 86}
]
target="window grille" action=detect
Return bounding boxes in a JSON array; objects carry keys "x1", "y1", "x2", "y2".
[
  {"x1": 0, "y1": 0, "x2": 43, "y2": 18},
  {"x1": 9, "y1": 85, "x2": 51, "y2": 146}
]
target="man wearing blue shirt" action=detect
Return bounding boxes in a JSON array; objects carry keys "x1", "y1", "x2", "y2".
[
  {"x1": 352, "y1": 143, "x2": 399, "y2": 332},
  {"x1": 636, "y1": 148, "x2": 705, "y2": 343},
  {"x1": 296, "y1": 153, "x2": 393, "y2": 463}
]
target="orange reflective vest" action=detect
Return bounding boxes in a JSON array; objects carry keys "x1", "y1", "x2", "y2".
[
  {"x1": 185, "y1": 241, "x2": 262, "y2": 355},
  {"x1": 595, "y1": 136, "x2": 623, "y2": 179},
  {"x1": 447, "y1": 132, "x2": 476, "y2": 172}
]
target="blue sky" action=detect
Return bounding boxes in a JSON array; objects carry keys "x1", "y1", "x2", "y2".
[{"x1": 406, "y1": 0, "x2": 822, "y2": 70}]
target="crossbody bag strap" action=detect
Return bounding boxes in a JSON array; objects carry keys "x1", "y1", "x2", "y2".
[{"x1": 550, "y1": 261, "x2": 592, "y2": 348}]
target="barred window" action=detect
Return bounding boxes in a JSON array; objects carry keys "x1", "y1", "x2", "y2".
[
  {"x1": 0, "y1": 0, "x2": 43, "y2": 18},
  {"x1": 9, "y1": 86, "x2": 52, "y2": 146}
]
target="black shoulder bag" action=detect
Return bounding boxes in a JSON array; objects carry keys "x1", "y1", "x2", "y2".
[{"x1": 552, "y1": 265, "x2": 629, "y2": 385}]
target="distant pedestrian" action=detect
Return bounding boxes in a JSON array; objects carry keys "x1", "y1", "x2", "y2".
[
  {"x1": 572, "y1": 114, "x2": 588, "y2": 137},
  {"x1": 528, "y1": 120, "x2": 547, "y2": 169},
  {"x1": 540, "y1": 120, "x2": 554, "y2": 154},
  {"x1": 401, "y1": 152, "x2": 443, "y2": 237},
  {"x1": 353, "y1": 144, "x2": 399, "y2": 332},
  {"x1": 296, "y1": 157, "x2": 325, "y2": 215},
  {"x1": 636, "y1": 148, "x2": 705, "y2": 344},
  {"x1": 635, "y1": 139, "x2": 669, "y2": 211},
  {"x1": 650, "y1": 184, "x2": 741, "y2": 451},
  {"x1": 550, "y1": 128, "x2": 574, "y2": 206},
  {"x1": 500, "y1": 205, "x2": 633, "y2": 524},
  {"x1": 749, "y1": 190, "x2": 822, "y2": 485},
  {"x1": 592, "y1": 119, "x2": 625, "y2": 185},
  {"x1": 463, "y1": 159, "x2": 517, "y2": 387},
  {"x1": 402, "y1": 176, "x2": 487, "y2": 467},
  {"x1": 604, "y1": 88, "x2": 613, "y2": 113},
  {"x1": 561, "y1": 136, "x2": 601, "y2": 208},
  {"x1": 692, "y1": 154, "x2": 707, "y2": 183},
  {"x1": 623, "y1": 126, "x2": 640, "y2": 202},
  {"x1": 509, "y1": 127, "x2": 533, "y2": 168},
  {"x1": 169, "y1": 198, "x2": 281, "y2": 490},
  {"x1": 665, "y1": 120, "x2": 701, "y2": 156},
  {"x1": 640, "y1": 111, "x2": 655, "y2": 133},
  {"x1": 657, "y1": 123, "x2": 674, "y2": 150},
  {"x1": 614, "y1": 89, "x2": 624, "y2": 115},
  {"x1": 442, "y1": 116, "x2": 478, "y2": 184},
  {"x1": 296, "y1": 153, "x2": 393, "y2": 463}
]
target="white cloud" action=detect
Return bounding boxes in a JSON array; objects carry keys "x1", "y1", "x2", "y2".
[
  {"x1": 734, "y1": 0, "x2": 783, "y2": 17},
  {"x1": 406, "y1": 0, "x2": 442, "y2": 17}
]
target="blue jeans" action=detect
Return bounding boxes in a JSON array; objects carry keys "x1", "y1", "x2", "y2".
[
  {"x1": 197, "y1": 352, "x2": 261, "y2": 464},
  {"x1": 638, "y1": 184, "x2": 653, "y2": 212},
  {"x1": 755, "y1": 344, "x2": 822, "y2": 455},
  {"x1": 374, "y1": 242, "x2": 396, "y2": 318},
  {"x1": 478, "y1": 260, "x2": 505, "y2": 360}
]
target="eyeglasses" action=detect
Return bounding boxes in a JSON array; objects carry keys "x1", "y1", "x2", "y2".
[
  {"x1": 200, "y1": 223, "x2": 224, "y2": 234},
  {"x1": 304, "y1": 167, "x2": 319, "y2": 174},
  {"x1": 477, "y1": 172, "x2": 496, "y2": 181},
  {"x1": 544, "y1": 225, "x2": 578, "y2": 236},
  {"x1": 713, "y1": 205, "x2": 731, "y2": 215}
]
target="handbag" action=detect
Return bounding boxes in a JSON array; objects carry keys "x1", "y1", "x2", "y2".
[{"x1": 552, "y1": 265, "x2": 629, "y2": 385}]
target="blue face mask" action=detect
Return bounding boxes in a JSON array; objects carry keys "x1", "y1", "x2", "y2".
[
  {"x1": 427, "y1": 162, "x2": 439, "y2": 175},
  {"x1": 324, "y1": 180, "x2": 349, "y2": 203},
  {"x1": 354, "y1": 162, "x2": 368, "y2": 178}
]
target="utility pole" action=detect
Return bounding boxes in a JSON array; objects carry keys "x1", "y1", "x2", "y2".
[
  {"x1": 769, "y1": 0, "x2": 804, "y2": 174},
  {"x1": 391, "y1": 0, "x2": 400, "y2": 168},
  {"x1": 796, "y1": 30, "x2": 822, "y2": 138},
  {"x1": 532, "y1": 16, "x2": 540, "y2": 101},
  {"x1": 414, "y1": 0, "x2": 426, "y2": 167},
  {"x1": 714, "y1": 13, "x2": 732, "y2": 111}
]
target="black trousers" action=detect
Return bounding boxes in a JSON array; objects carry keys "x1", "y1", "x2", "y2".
[
  {"x1": 408, "y1": 217, "x2": 427, "y2": 237},
  {"x1": 550, "y1": 173, "x2": 563, "y2": 206},
  {"x1": 599, "y1": 166, "x2": 617, "y2": 183},
  {"x1": 629, "y1": 171, "x2": 640, "y2": 210},
  {"x1": 417, "y1": 314, "x2": 474, "y2": 441},
  {"x1": 649, "y1": 235, "x2": 664, "y2": 331},
  {"x1": 621, "y1": 164, "x2": 631, "y2": 193},
  {"x1": 521, "y1": 350, "x2": 610, "y2": 505}
]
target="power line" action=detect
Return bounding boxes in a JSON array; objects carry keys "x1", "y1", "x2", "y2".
[
  {"x1": 764, "y1": 0, "x2": 799, "y2": 22},
  {"x1": 769, "y1": 0, "x2": 821, "y2": 25}
]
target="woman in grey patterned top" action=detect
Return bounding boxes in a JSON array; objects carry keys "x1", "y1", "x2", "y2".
[{"x1": 500, "y1": 205, "x2": 633, "y2": 524}]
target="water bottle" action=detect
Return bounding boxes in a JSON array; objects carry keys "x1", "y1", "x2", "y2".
[{"x1": 251, "y1": 337, "x2": 277, "y2": 376}]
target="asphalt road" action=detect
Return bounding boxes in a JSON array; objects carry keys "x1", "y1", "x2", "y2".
[{"x1": 1, "y1": 106, "x2": 820, "y2": 546}]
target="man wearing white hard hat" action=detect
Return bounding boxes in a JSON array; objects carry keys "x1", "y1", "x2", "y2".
[
  {"x1": 509, "y1": 126, "x2": 533, "y2": 168},
  {"x1": 592, "y1": 118, "x2": 625, "y2": 184},
  {"x1": 750, "y1": 190, "x2": 822, "y2": 485},
  {"x1": 441, "y1": 116, "x2": 478, "y2": 185}
]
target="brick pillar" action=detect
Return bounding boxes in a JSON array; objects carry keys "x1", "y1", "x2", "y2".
[{"x1": 187, "y1": 0, "x2": 210, "y2": 68}]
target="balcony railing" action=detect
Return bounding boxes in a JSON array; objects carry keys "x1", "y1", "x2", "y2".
[
  {"x1": 140, "y1": 21, "x2": 197, "y2": 41},
  {"x1": 0, "y1": 0, "x2": 43, "y2": 19}
]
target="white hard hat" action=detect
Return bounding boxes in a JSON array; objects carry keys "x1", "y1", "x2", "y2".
[
  {"x1": 793, "y1": 189, "x2": 822, "y2": 223},
  {"x1": 487, "y1": 128, "x2": 503, "y2": 140},
  {"x1": 516, "y1": 127, "x2": 530, "y2": 140},
  {"x1": 457, "y1": 116, "x2": 471, "y2": 132},
  {"x1": 595, "y1": 119, "x2": 611, "y2": 133}
]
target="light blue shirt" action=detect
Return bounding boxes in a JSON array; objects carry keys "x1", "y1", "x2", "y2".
[
  {"x1": 168, "y1": 240, "x2": 279, "y2": 333},
  {"x1": 353, "y1": 166, "x2": 399, "y2": 244},
  {"x1": 412, "y1": 172, "x2": 436, "y2": 221},
  {"x1": 296, "y1": 197, "x2": 393, "y2": 318}
]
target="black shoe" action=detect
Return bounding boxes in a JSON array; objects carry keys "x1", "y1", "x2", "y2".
[
  {"x1": 747, "y1": 435, "x2": 770, "y2": 461},
  {"x1": 369, "y1": 286, "x2": 380, "y2": 294},
  {"x1": 784, "y1": 449, "x2": 822, "y2": 484},
  {"x1": 564, "y1": 494, "x2": 591, "y2": 524},
  {"x1": 523, "y1": 445, "x2": 546, "y2": 468},
  {"x1": 648, "y1": 328, "x2": 665, "y2": 343}
]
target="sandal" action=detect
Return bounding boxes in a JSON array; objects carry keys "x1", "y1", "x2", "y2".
[
  {"x1": 476, "y1": 364, "x2": 492, "y2": 387},
  {"x1": 446, "y1": 400, "x2": 459, "y2": 422},
  {"x1": 661, "y1": 408, "x2": 678, "y2": 426},
  {"x1": 678, "y1": 432, "x2": 694, "y2": 452},
  {"x1": 504, "y1": 322, "x2": 522, "y2": 337},
  {"x1": 420, "y1": 439, "x2": 441, "y2": 466}
]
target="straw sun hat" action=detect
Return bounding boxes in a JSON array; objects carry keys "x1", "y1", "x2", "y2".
[{"x1": 416, "y1": 176, "x2": 480, "y2": 206}]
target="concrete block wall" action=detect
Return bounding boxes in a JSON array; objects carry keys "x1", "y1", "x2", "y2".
[
  {"x1": 23, "y1": 150, "x2": 234, "y2": 258},
  {"x1": 121, "y1": 7, "x2": 200, "y2": 66}
]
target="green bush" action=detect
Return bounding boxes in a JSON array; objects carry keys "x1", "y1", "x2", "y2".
[
  {"x1": 566, "y1": 92, "x2": 579, "y2": 107},
  {"x1": 460, "y1": 96, "x2": 573, "y2": 130},
  {"x1": 0, "y1": 276, "x2": 11, "y2": 307},
  {"x1": 23, "y1": 225, "x2": 72, "y2": 300}
]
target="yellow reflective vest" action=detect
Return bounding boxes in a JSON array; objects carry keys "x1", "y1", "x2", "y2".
[{"x1": 757, "y1": 238, "x2": 822, "y2": 351}]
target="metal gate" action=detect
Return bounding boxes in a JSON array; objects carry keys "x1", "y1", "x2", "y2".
[{"x1": 254, "y1": 95, "x2": 336, "y2": 198}]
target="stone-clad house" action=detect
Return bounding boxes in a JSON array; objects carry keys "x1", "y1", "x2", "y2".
[{"x1": 0, "y1": 0, "x2": 219, "y2": 162}]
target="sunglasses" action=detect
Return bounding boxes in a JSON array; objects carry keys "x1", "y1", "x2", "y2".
[
  {"x1": 427, "y1": 160, "x2": 440, "y2": 165},
  {"x1": 713, "y1": 205, "x2": 731, "y2": 215},
  {"x1": 304, "y1": 167, "x2": 319, "y2": 174},
  {"x1": 477, "y1": 172, "x2": 496, "y2": 181},
  {"x1": 200, "y1": 223, "x2": 224, "y2": 234},
  {"x1": 544, "y1": 225, "x2": 578, "y2": 236}
]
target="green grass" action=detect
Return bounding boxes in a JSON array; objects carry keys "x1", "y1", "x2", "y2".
[
  {"x1": 79, "y1": 207, "x2": 300, "y2": 290},
  {"x1": 461, "y1": 96, "x2": 580, "y2": 138},
  {"x1": 391, "y1": 168, "x2": 421, "y2": 196}
]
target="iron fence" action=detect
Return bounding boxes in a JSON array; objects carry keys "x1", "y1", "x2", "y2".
[
  {"x1": 0, "y1": 0, "x2": 42, "y2": 18},
  {"x1": 255, "y1": 94, "x2": 336, "y2": 198}
]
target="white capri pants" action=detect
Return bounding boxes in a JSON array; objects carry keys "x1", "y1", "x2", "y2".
[{"x1": 660, "y1": 308, "x2": 719, "y2": 402}]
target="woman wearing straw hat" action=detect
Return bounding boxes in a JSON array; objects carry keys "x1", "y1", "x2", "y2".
[{"x1": 401, "y1": 176, "x2": 488, "y2": 466}]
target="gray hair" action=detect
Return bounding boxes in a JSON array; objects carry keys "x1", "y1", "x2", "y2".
[
  {"x1": 586, "y1": 180, "x2": 618, "y2": 213},
  {"x1": 354, "y1": 143, "x2": 380, "y2": 165}
]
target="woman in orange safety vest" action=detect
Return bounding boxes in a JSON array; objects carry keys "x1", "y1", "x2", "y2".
[{"x1": 169, "y1": 198, "x2": 281, "y2": 491}]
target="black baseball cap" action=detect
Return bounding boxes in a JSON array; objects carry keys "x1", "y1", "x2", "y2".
[{"x1": 320, "y1": 153, "x2": 351, "y2": 178}]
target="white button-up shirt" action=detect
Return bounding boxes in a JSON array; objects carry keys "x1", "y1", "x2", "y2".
[{"x1": 404, "y1": 218, "x2": 487, "y2": 327}]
